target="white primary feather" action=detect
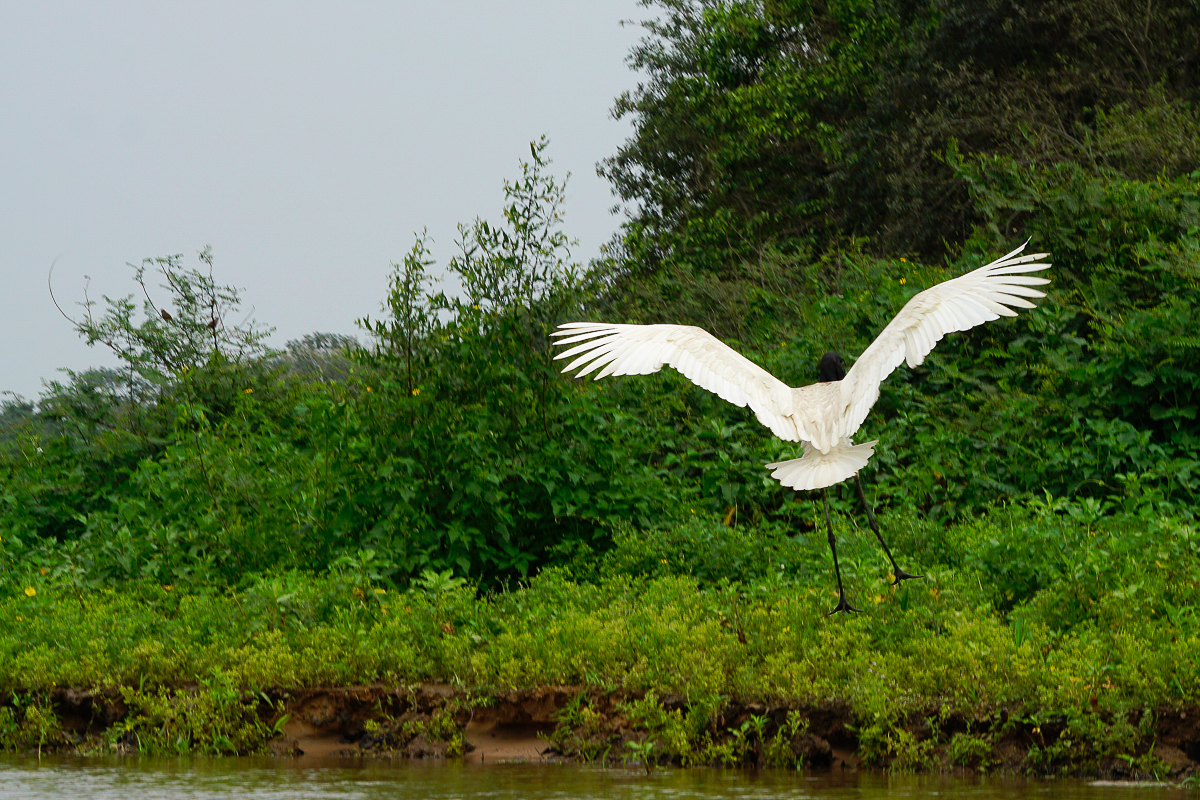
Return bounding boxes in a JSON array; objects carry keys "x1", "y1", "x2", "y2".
[
  {"x1": 554, "y1": 323, "x2": 799, "y2": 440},
  {"x1": 552, "y1": 241, "x2": 1050, "y2": 490},
  {"x1": 835, "y1": 242, "x2": 1050, "y2": 443}
]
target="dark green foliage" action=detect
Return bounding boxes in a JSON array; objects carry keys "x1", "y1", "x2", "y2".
[
  {"x1": 2, "y1": 251, "x2": 281, "y2": 549},
  {"x1": 2, "y1": 137, "x2": 1196, "y2": 601},
  {"x1": 590, "y1": 2, "x2": 1199, "y2": 535},
  {"x1": 341, "y1": 139, "x2": 682, "y2": 583},
  {"x1": 597, "y1": 517, "x2": 812, "y2": 585},
  {"x1": 604, "y1": 0, "x2": 1200, "y2": 281},
  {"x1": 0, "y1": 141, "x2": 690, "y2": 587},
  {"x1": 885, "y1": 159, "x2": 1200, "y2": 514},
  {"x1": 2, "y1": 1, "x2": 1199, "y2": 636}
]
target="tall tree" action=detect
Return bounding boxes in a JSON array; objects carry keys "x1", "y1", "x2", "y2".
[{"x1": 602, "y1": 0, "x2": 1200, "y2": 275}]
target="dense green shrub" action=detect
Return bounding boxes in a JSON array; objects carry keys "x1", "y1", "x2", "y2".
[{"x1": 3, "y1": 155, "x2": 1196, "y2": 594}]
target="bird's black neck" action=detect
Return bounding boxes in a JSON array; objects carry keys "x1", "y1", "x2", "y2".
[{"x1": 818, "y1": 351, "x2": 845, "y2": 382}]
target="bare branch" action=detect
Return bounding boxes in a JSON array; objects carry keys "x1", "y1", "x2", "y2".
[{"x1": 47, "y1": 256, "x2": 78, "y2": 327}]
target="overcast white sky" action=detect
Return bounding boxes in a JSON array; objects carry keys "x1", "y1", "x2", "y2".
[{"x1": 1, "y1": 1, "x2": 646, "y2": 402}]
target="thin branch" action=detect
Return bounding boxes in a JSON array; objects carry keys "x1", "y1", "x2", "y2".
[{"x1": 47, "y1": 256, "x2": 79, "y2": 327}]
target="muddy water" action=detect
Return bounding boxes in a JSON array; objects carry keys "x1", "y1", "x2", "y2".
[{"x1": 0, "y1": 755, "x2": 1190, "y2": 799}]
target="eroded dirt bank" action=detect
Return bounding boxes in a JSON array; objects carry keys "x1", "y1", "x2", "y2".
[{"x1": 28, "y1": 684, "x2": 1200, "y2": 780}]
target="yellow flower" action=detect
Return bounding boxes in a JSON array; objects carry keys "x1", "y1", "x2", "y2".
[
  {"x1": 899, "y1": 278, "x2": 907, "y2": 285},
  {"x1": 365, "y1": 386, "x2": 373, "y2": 392},
  {"x1": 243, "y1": 388, "x2": 253, "y2": 394},
  {"x1": 900, "y1": 258, "x2": 907, "y2": 262},
  {"x1": 473, "y1": 304, "x2": 480, "y2": 310},
  {"x1": 24, "y1": 587, "x2": 36, "y2": 597},
  {"x1": 412, "y1": 388, "x2": 420, "y2": 396}
]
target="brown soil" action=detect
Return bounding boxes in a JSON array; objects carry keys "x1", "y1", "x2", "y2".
[
  {"x1": 463, "y1": 721, "x2": 554, "y2": 763},
  {"x1": 37, "y1": 684, "x2": 1200, "y2": 780}
]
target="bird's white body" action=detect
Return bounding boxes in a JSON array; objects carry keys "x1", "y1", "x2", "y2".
[{"x1": 553, "y1": 242, "x2": 1051, "y2": 491}]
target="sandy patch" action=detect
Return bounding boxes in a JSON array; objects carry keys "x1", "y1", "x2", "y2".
[{"x1": 464, "y1": 721, "x2": 555, "y2": 763}]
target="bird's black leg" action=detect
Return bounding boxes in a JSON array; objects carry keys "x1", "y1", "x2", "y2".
[
  {"x1": 824, "y1": 489, "x2": 860, "y2": 615},
  {"x1": 854, "y1": 474, "x2": 922, "y2": 587}
]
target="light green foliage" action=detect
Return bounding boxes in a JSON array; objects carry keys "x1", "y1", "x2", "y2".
[
  {"x1": 624, "y1": 737, "x2": 657, "y2": 773},
  {"x1": 550, "y1": 691, "x2": 807, "y2": 769},
  {"x1": 360, "y1": 706, "x2": 467, "y2": 757},
  {"x1": 2, "y1": 504, "x2": 1196, "y2": 766},
  {"x1": 860, "y1": 725, "x2": 935, "y2": 773},
  {"x1": 619, "y1": 692, "x2": 709, "y2": 767},
  {"x1": 111, "y1": 672, "x2": 277, "y2": 755},
  {"x1": 598, "y1": 517, "x2": 808, "y2": 585},
  {"x1": 545, "y1": 693, "x2": 618, "y2": 762},
  {"x1": 947, "y1": 731, "x2": 994, "y2": 769},
  {"x1": 0, "y1": 696, "x2": 64, "y2": 754},
  {"x1": 760, "y1": 712, "x2": 808, "y2": 769}
]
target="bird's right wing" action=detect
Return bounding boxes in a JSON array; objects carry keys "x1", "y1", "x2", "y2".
[
  {"x1": 839, "y1": 241, "x2": 1051, "y2": 438},
  {"x1": 551, "y1": 323, "x2": 802, "y2": 441}
]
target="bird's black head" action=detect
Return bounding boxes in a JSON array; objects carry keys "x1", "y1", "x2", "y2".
[{"x1": 818, "y1": 351, "x2": 845, "y2": 382}]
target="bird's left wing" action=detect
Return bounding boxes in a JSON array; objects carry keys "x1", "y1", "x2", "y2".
[
  {"x1": 552, "y1": 323, "x2": 802, "y2": 441},
  {"x1": 839, "y1": 241, "x2": 1051, "y2": 438}
]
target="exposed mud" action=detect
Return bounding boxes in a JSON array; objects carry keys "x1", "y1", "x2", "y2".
[{"x1": 27, "y1": 685, "x2": 1200, "y2": 780}]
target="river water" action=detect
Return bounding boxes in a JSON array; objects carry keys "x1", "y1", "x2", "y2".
[{"x1": 0, "y1": 755, "x2": 1189, "y2": 799}]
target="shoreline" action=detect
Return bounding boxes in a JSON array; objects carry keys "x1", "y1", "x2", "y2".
[{"x1": 10, "y1": 683, "x2": 1197, "y2": 782}]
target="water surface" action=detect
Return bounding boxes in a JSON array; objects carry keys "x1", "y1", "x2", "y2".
[{"x1": 0, "y1": 755, "x2": 1188, "y2": 799}]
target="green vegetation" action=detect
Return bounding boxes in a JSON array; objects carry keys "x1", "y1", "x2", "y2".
[
  {"x1": 1, "y1": 0, "x2": 1198, "y2": 776},
  {"x1": 2, "y1": 504, "x2": 1196, "y2": 769},
  {"x1": 604, "y1": 0, "x2": 1200, "y2": 267}
]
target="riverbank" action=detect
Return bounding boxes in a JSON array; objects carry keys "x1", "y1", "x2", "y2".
[
  {"x1": 2, "y1": 506, "x2": 1198, "y2": 780},
  {"x1": 12, "y1": 682, "x2": 1200, "y2": 781}
]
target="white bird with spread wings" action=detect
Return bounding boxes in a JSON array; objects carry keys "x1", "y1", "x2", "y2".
[{"x1": 551, "y1": 241, "x2": 1051, "y2": 614}]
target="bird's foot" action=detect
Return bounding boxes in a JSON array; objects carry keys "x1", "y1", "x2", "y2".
[
  {"x1": 890, "y1": 568, "x2": 924, "y2": 587},
  {"x1": 827, "y1": 595, "x2": 862, "y2": 616}
]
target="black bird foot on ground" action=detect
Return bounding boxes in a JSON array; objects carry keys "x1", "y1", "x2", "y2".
[
  {"x1": 827, "y1": 596, "x2": 862, "y2": 616},
  {"x1": 890, "y1": 569, "x2": 924, "y2": 587}
]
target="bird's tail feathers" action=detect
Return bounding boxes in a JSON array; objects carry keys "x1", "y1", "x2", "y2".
[{"x1": 765, "y1": 440, "x2": 878, "y2": 491}]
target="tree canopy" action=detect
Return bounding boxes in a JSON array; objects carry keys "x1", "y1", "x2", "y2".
[{"x1": 602, "y1": 0, "x2": 1200, "y2": 277}]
